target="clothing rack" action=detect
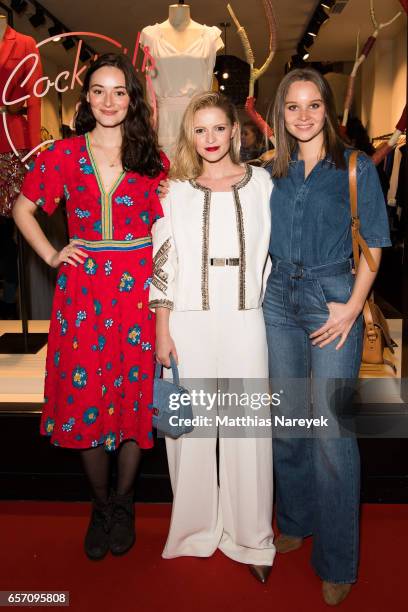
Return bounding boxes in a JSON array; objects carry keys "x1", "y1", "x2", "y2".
[
  {"x1": 372, "y1": 132, "x2": 394, "y2": 142},
  {"x1": 372, "y1": 129, "x2": 406, "y2": 142}
]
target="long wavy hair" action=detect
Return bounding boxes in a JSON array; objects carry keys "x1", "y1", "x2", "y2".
[
  {"x1": 272, "y1": 68, "x2": 346, "y2": 178},
  {"x1": 74, "y1": 53, "x2": 162, "y2": 177},
  {"x1": 170, "y1": 92, "x2": 241, "y2": 180}
]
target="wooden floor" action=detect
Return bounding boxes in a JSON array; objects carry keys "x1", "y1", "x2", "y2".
[{"x1": 0, "y1": 321, "x2": 48, "y2": 406}]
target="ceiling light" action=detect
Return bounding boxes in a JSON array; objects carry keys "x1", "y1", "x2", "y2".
[
  {"x1": 62, "y1": 37, "x2": 76, "y2": 51},
  {"x1": 307, "y1": 21, "x2": 321, "y2": 37},
  {"x1": 220, "y1": 85, "x2": 226, "y2": 91},
  {"x1": 297, "y1": 45, "x2": 310, "y2": 61},
  {"x1": 315, "y1": 6, "x2": 330, "y2": 25},
  {"x1": 291, "y1": 54, "x2": 305, "y2": 68},
  {"x1": 80, "y1": 47, "x2": 92, "y2": 63},
  {"x1": 301, "y1": 33, "x2": 315, "y2": 48},
  {"x1": 29, "y1": 8, "x2": 46, "y2": 28},
  {"x1": 48, "y1": 25, "x2": 60, "y2": 37},
  {"x1": 48, "y1": 24, "x2": 63, "y2": 40},
  {"x1": 10, "y1": 0, "x2": 28, "y2": 13},
  {"x1": 222, "y1": 72, "x2": 229, "y2": 79},
  {"x1": 320, "y1": 1, "x2": 335, "y2": 9}
]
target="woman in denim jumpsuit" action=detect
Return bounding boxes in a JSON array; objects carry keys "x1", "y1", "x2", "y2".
[{"x1": 263, "y1": 68, "x2": 391, "y2": 605}]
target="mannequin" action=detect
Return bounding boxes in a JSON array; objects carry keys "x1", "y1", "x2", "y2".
[
  {"x1": 0, "y1": 14, "x2": 7, "y2": 42},
  {"x1": 0, "y1": 13, "x2": 18, "y2": 315},
  {"x1": 0, "y1": 16, "x2": 42, "y2": 216},
  {"x1": 0, "y1": 16, "x2": 49, "y2": 320},
  {"x1": 160, "y1": 3, "x2": 204, "y2": 52},
  {"x1": 140, "y1": 3, "x2": 223, "y2": 158}
]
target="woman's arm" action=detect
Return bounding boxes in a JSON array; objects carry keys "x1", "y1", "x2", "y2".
[
  {"x1": 149, "y1": 189, "x2": 179, "y2": 367},
  {"x1": 13, "y1": 194, "x2": 86, "y2": 268},
  {"x1": 155, "y1": 308, "x2": 178, "y2": 367},
  {"x1": 310, "y1": 247, "x2": 381, "y2": 350}
]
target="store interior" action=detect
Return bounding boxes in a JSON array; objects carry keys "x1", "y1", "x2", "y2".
[{"x1": 0, "y1": 0, "x2": 407, "y2": 503}]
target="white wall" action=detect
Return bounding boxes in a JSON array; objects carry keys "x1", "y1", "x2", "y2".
[{"x1": 360, "y1": 22, "x2": 406, "y2": 139}]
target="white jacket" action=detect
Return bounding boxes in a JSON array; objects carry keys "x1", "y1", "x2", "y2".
[{"x1": 149, "y1": 164, "x2": 272, "y2": 311}]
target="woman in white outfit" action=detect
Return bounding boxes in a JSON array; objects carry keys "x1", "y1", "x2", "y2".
[{"x1": 149, "y1": 92, "x2": 275, "y2": 583}]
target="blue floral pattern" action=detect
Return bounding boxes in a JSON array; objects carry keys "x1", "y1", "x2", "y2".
[{"x1": 22, "y1": 135, "x2": 167, "y2": 452}]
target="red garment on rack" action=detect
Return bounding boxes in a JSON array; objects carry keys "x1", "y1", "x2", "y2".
[{"x1": 0, "y1": 26, "x2": 42, "y2": 154}]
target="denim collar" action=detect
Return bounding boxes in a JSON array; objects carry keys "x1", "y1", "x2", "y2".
[{"x1": 289, "y1": 148, "x2": 336, "y2": 166}]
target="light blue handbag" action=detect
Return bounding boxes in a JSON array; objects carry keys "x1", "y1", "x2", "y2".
[{"x1": 152, "y1": 354, "x2": 194, "y2": 438}]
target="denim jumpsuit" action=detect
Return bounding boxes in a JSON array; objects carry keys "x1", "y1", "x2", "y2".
[{"x1": 263, "y1": 149, "x2": 391, "y2": 583}]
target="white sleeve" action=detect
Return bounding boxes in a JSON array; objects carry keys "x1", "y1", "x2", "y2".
[
  {"x1": 262, "y1": 256, "x2": 272, "y2": 302},
  {"x1": 139, "y1": 27, "x2": 149, "y2": 49},
  {"x1": 149, "y1": 191, "x2": 178, "y2": 311},
  {"x1": 262, "y1": 175, "x2": 273, "y2": 300},
  {"x1": 212, "y1": 26, "x2": 224, "y2": 52}
]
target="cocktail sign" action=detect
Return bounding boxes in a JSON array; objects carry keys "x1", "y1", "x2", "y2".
[{"x1": 1, "y1": 31, "x2": 157, "y2": 165}]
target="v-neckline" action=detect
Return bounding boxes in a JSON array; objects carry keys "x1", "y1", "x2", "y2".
[
  {"x1": 156, "y1": 23, "x2": 204, "y2": 55},
  {"x1": 85, "y1": 133, "x2": 126, "y2": 195}
]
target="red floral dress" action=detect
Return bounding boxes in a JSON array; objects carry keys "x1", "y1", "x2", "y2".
[{"x1": 21, "y1": 134, "x2": 167, "y2": 451}]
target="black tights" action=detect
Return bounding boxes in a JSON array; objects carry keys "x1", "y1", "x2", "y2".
[{"x1": 80, "y1": 440, "x2": 142, "y2": 503}]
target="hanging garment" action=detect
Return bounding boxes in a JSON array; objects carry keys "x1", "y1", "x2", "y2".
[
  {"x1": 0, "y1": 149, "x2": 28, "y2": 217},
  {"x1": 0, "y1": 25, "x2": 42, "y2": 216},
  {"x1": 388, "y1": 145, "x2": 403, "y2": 205},
  {"x1": 0, "y1": 25, "x2": 42, "y2": 154},
  {"x1": 140, "y1": 24, "x2": 223, "y2": 159}
]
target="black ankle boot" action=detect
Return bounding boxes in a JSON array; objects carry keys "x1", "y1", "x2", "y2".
[
  {"x1": 84, "y1": 499, "x2": 111, "y2": 560},
  {"x1": 109, "y1": 492, "x2": 136, "y2": 556}
]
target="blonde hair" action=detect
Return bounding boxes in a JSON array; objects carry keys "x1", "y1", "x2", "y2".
[{"x1": 170, "y1": 91, "x2": 241, "y2": 180}]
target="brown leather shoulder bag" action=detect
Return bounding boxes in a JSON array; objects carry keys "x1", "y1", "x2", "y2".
[{"x1": 348, "y1": 150, "x2": 397, "y2": 374}]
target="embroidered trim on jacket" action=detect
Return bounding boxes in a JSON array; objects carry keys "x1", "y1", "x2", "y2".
[
  {"x1": 149, "y1": 299, "x2": 174, "y2": 310},
  {"x1": 189, "y1": 164, "x2": 252, "y2": 310},
  {"x1": 201, "y1": 189, "x2": 211, "y2": 310},
  {"x1": 232, "y1": 186, "x2": 246, "y2": 309},
  {"x1": 152, "y1": 238, "x2": 171, "y2": 295},
  {"x1": 188, "y1": 179, "x2": 211, "y2": 310}
]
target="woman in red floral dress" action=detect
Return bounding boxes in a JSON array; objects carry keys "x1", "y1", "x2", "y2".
[{"x1": 13, "y1": 54, "x2": 167, "y2": 560}]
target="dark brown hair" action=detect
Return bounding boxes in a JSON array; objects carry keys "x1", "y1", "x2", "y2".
[
  {"x1": 74, "y1": 53, "x2": 162, "y2": 177},
  {"x1": 272, "y1": 68, "x2": 346, "y2": 178}
]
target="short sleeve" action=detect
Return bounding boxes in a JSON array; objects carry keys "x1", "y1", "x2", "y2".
[
  {"x1": 139, "y1": 27, "x2": 148, "y2": 49},
  {"x1": 149, "y1": 188, "x2": 177, "y2": 311},
  {"x1": 211, "y1": 26, "x2": 224, "y2": 52},
  {"x1": 21, "y1": 140, "x2": 64, "y2": 216},
  {"x1": 357, "y1": 155, "x2": 392, "y2": 248},
  {"x1": 148, "y1": 151, "x2": 170, "y2": 230}
]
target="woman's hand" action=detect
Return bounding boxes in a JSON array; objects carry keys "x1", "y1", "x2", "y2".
[
  {"x1": 156, "y1": 333, "x2": 178, "y2": 368},
  {"x1": 48, "y1": 241, "x2": 87, "y2": 268},
  {"x1": 309, "y1": 301, "x2": 361, "y2": 350},
  {"x1": 157, "y1": 179, "x2": 170, "y2": 200}
]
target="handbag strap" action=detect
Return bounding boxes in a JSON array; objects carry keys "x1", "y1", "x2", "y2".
[
  {"x1": 154, "y1": 353, "x2": 180, "y2": 384},
  {"x1": 348, "y1": 150, "x2": 378, "y2": 333},
  {"x1": 348, "y1": 151, "x2": 378, "y2": 273}
]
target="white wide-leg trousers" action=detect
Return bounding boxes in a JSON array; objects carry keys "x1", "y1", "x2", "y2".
[{"x1": 162, "y1": 263, "x2": 275, "y2": 565}]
